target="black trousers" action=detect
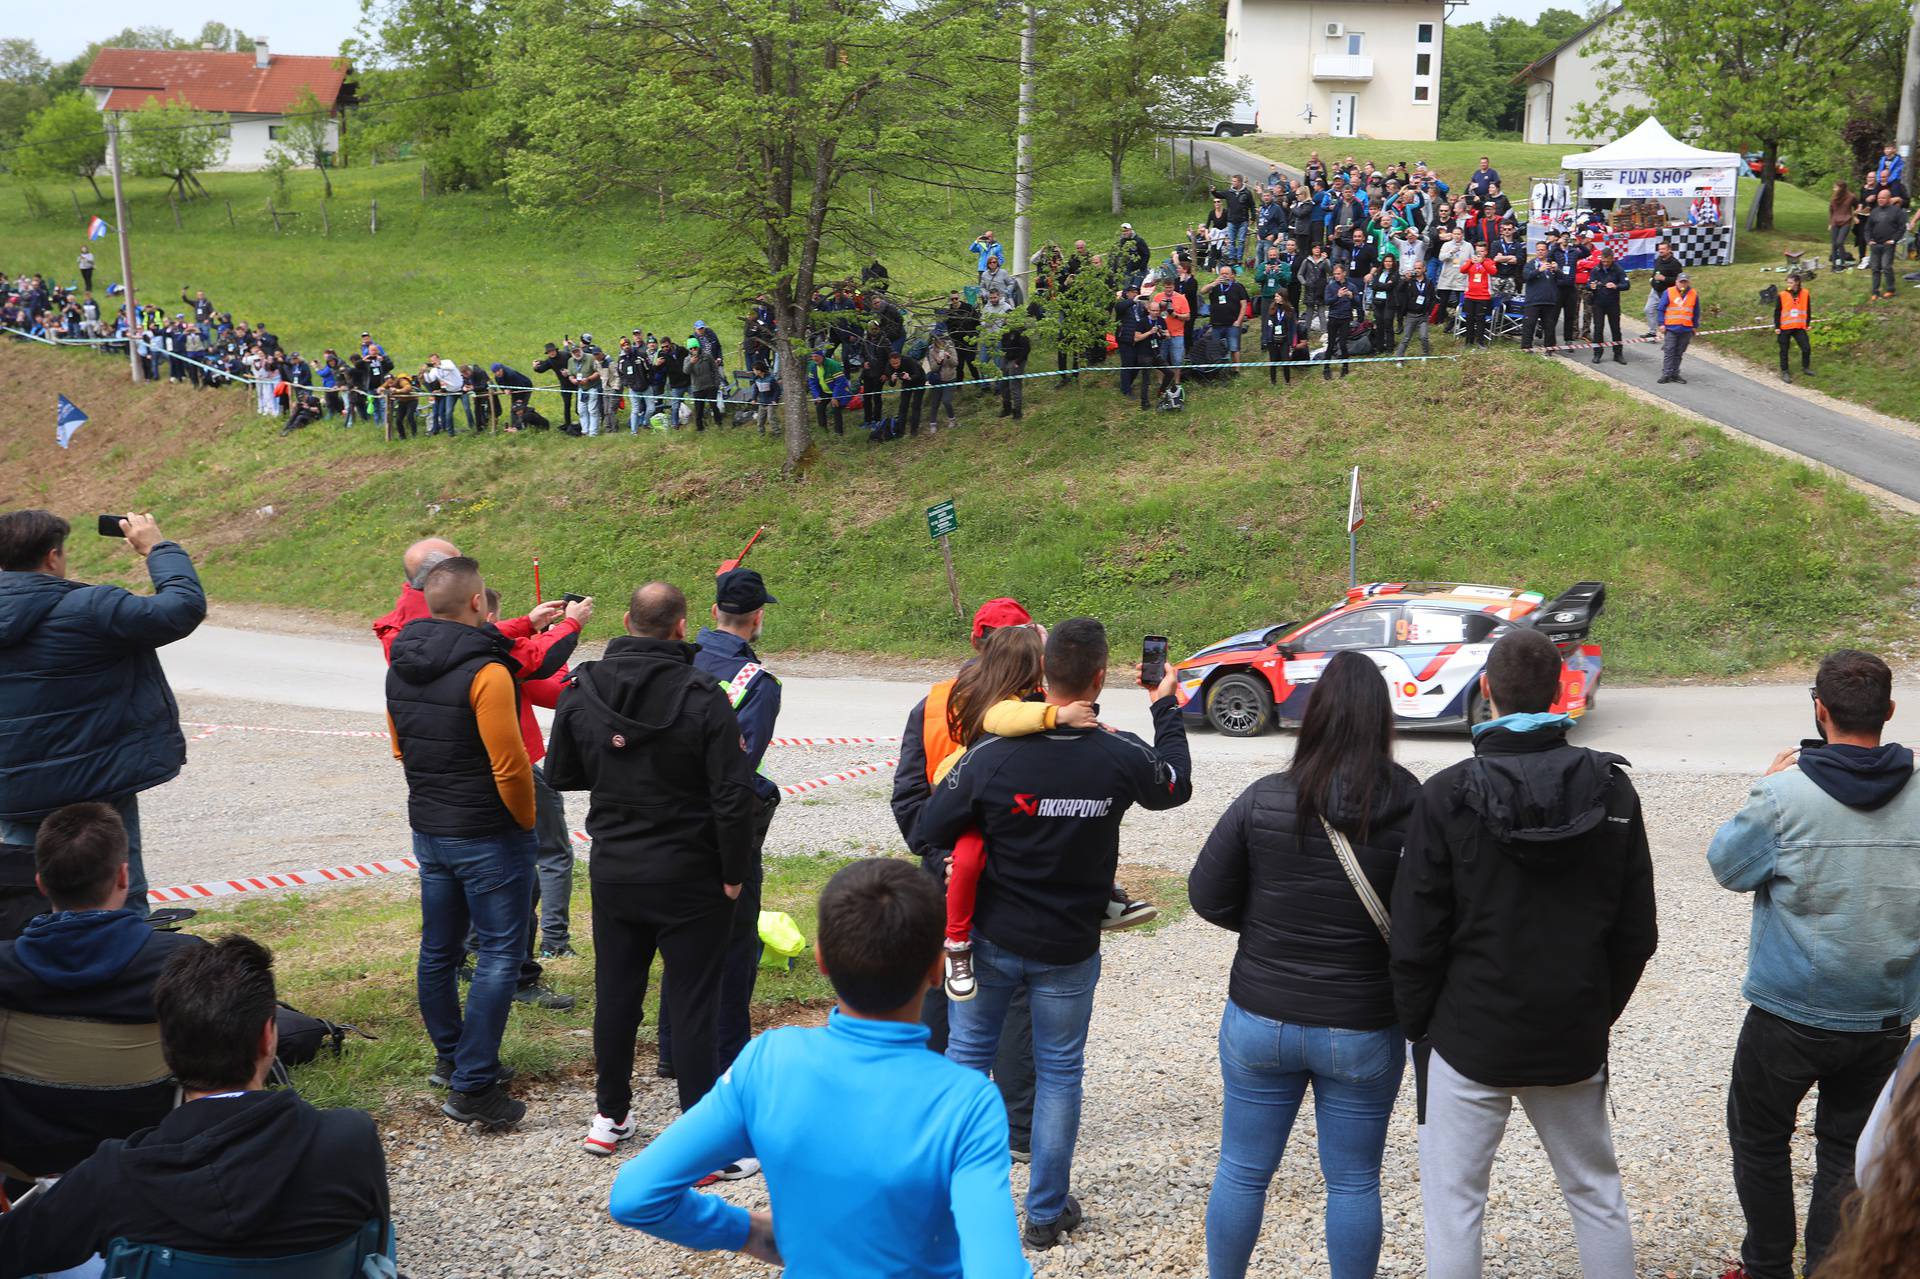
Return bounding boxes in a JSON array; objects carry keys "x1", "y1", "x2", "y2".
[
  {"x1": 1558, "y1": 287, "x2": 1578, "y2": 343},
  {"x1": 1591, "y1": 304, "x2": 1622, "y2": 356},
  {"x1": 1118, "y1": 344, "x2": 1144, "y2": 396},
  {"x1": 814, "y1": 395, "x2": 844, "y2": 436},
  {"x1": 923, "y1": 981, "x2": 1036, "y2": 1150},
  {"x1": 591, "y1": 877, "x2": 734, "y2": 1117},
  {"x1": 1778, "y1": 328, "x2": 1811, "y2": 372},
  {"x1": 1462, "y1": 298, "x2": 1489, "y2": 347},
  {"x1": 1521, "y1": 303, "x2": 1556, "y2": 351},
  {"x1": 1323, "y1": 319, "x2": 1350, "y2": 379},
  {"x1": 901, "y1": 385, "x2": 925, "y2": 434},
  {"x1": 1727, "y1": 1005, "x2": 1909, "y2": 1279},
  {"x1": 657, "y1": 796, "x2": 778, "y2": 1076},
  {"x1": 862, "y1": 384, "x2": 886, "y2": 430}
]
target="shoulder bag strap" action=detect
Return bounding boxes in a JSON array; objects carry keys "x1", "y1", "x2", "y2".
[{"x1": 1320, "y1": 816, "x2": 1391, "y2": 942}]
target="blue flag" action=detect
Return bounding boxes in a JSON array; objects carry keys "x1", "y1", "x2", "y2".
[{"x1": 56, "y1": 395, "x2": 88, "y2": 449}]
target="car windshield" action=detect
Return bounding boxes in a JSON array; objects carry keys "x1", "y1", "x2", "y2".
[{"x1": 1301, "y1": 608, "x2": 1391, "y2": 651}]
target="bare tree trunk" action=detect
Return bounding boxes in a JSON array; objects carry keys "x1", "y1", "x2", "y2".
[
  {"x1": 1110, "y1": 148, "x2": 1125, "y2": 216},
  {"x1": 320, "y1": 163, "x2": 333, "y2": 199},
  {"x1": 87, "y1": 174, "x2": 104, "y2": 201}
]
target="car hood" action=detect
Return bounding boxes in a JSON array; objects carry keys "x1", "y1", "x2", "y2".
[{"x1": 1186, "y1": 626, "x2": 1283, "y2": 662}]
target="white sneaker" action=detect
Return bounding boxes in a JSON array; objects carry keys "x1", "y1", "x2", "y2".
[
  {"x1": 583, "y1": 1112, "x2": 635, "y2": 1156},
  {"x1": 713, "y1": 1157, "x2": 762, "y2": 1182}
]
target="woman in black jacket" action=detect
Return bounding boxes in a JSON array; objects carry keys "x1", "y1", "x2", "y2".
[{"x1": 1190, "y1": 650, "x2": 1420, "y2": 1279}]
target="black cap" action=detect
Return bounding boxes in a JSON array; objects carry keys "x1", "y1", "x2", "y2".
[{"x1": 716, "y1": 568, "x2": 777, "y2": 613}]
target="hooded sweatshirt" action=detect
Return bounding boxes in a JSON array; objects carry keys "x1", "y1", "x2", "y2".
[
  {"x1": 1709, "y1": 737, "x2": 1920, "y2": 1032},
  {"x1": 543, "y1": 636, "x2": 759, "y2": 886},
  {"x1": 0, "y1": 911, "x2": 202, "y2": 1176},
  {"x1": 1390, "y1": 720, "x2": 1658, "y2": 1087},
  {"x1": 0, "y1": 1089, "x2": 388, "y2": 1275}
]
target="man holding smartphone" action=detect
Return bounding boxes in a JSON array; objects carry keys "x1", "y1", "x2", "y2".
[
  {"x1": 0, "y1": 511, "x2": 207, "y2": 918},
  {"x1": 921, "y1": 618, "x2": 1191, "y2": 1248}
]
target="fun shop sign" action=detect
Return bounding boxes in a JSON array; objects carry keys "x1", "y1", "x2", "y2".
[{"x1": 1577, "y1": 165, "x2": 1737, "y2": 198}]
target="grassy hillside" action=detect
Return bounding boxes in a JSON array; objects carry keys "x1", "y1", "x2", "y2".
[
  {"x1": 0, "y1": 150, "x2": 1204, "y2": 370},
  {"x1": 5, "y1": 336, "x2": 1916, "y2": 680}
]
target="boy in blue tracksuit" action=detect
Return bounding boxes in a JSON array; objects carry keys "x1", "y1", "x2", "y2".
[
  {"x1": 610, "y1": 857, "x2": 1031, "y2": 1279},
  {"x1": 654, "y1": 568, "x2": 785, "y2": 1105}
]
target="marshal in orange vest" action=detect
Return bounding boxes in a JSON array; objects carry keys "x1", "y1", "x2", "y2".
[
  {"x1": 1663, "y1": 287, "x2": 1698, "y2": 328},
  {"x1": 1778, "y1": 288, "x2": 1810, "y2": 331}
]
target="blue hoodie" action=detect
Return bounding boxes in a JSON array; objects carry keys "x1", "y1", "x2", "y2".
[
  {"x1": 1709, "y1": 740, "x2": 1920, "y2": 1031},
  {"x1": 13, "y1": 908, "x2": 153, "y2": 988}
]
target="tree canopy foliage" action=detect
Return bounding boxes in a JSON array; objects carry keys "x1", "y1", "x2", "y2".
[
  {"x1": 12, "y1": 92, "x2": 107, "y2": 197},
  {"x1": 1436, "y1": 9, "x2": 1586, "y2": 139},
  {"x1": 119, "y1": 97, "x2": 231, "y2": 199}
]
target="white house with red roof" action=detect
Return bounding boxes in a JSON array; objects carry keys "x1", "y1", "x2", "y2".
[{"x1": 81, "y1": 41, "x2": 352, "y2": 172}]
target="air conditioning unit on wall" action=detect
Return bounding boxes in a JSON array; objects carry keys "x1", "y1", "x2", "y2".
[{"x1": 1324, "y1": 21, "x2": 1345, "y2": 37}]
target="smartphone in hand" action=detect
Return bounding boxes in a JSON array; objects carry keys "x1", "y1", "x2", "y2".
[
  {"x1": 97, "y1": 514, "x2": 127, "y2": 538},
  {"x1": 1141, "y1": 635, "x2": 1170, "y2": 687}
]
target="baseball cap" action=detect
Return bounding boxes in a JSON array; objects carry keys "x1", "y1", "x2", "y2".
[
  {"x1": 1676, "y1": 271, "x2": 1691, "y2": 281},
  {"x1": 694, "y1": 320, "x2": 707, "y2": 329},
  {"x1": 716, "y1": 568, "x2": 777, "y2": 613},
  {"x1": 489, "y1": 362, "x2": 504, "y2": 372},
  {"x1": 1120, "y1": 222, "x2": 1133, "y2": 230},
  {"x1": 971, "y1": 597, "x2": 1032, "y2": 643},
  {"x1": 581, "y1": 332, "x2": 594, "y2": 343}
]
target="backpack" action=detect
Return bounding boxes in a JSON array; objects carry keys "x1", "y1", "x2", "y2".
[{"x1": 271, "y1": 1003, "x2": 374, "y2": 1083}]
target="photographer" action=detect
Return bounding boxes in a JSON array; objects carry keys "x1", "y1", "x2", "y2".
[
  {"x1": 0, "y1": 510, "x2": 208, "y2": 917},
  {"x1": 532, "y1": 343, "x2": 577, "y2": 432}
]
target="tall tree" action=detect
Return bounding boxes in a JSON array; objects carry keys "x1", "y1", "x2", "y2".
[
  {"x1": 492, "y1": 0, "x2": 1006, "y2": 473},
  {"x1": 347, "y1": 0, "x2": 503, "y2": 189},
  {"x1": 1037, "y1": 0, "x2": 1240, "y2": 214},
  {"x1": 193, "y1": 24, "x2": 257, "y2": 53},
  {"x1": 1574, "y1": 0, "x2": 1905, "y2": 227},
  {"x1": 12, "y1": 92, "x2": 108, "y2": 198},
  {"x1": 0, "y1": 38, "x2": 54, "y2": 148},
  {"x1": 267, "y1": 87, "x2": 337, "y2": 197},
  {"x1": 1437, "y1": 9, "x2": 1585, "y2": 138},
  {"x1": 119, "y1": 97, "x2": 231, "y2": 199}
]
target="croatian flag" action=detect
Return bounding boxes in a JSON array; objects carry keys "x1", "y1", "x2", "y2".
[
  {"x1": 56, "y1": 395, "x2": 88, "y2": 449},
  {"x1": 1599, "y1": 228, "x2": 1662, "y2": 273},
  {"x1": 86, "y1": 216, "x2": 110, "y2": 241}
]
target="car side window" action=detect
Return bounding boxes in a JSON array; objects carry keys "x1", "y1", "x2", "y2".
[
  {"x1": 1300, "y1": 607, "x2": 1394, "y2": 652},
  {"x1": 1399, "y1": 607, "x2": 1470, "y2": 645}
]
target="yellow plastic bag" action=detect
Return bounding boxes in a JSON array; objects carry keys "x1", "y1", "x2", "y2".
[{"x1": 758, "y1": 910, "x2": 808, "y2": 971}]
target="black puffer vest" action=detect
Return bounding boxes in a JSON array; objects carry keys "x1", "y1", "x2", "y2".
[{"x1": 386, "y1": 618, "x2": 519, "y2": 836}]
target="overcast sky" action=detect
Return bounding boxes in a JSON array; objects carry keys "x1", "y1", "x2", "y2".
[{"x1": 24, "y1": 0, "x2": 1569, "y2": 63}]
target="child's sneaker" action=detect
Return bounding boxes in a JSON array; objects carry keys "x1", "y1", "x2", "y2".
[
  {"x1": 583, "y1": 1112, "x2": 635, "y2": 1157},
  {"x1": 944, "y1": 943, "x2": 978, "y2": 1002},
  {"x1": 1102, "y1": 885, "x2": 1159, "y2": 931}
]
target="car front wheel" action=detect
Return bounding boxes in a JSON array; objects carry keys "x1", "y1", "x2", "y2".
[{"x1": 1206, "y1": 672, "x2": 1273, "y2": 737}]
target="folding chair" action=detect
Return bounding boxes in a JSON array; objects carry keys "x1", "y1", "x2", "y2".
[{"x1": 104, "y1": 1221, "x2": 395, "y2": 1279}]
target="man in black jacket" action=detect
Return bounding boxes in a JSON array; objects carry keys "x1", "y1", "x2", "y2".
[
  {"x1": 1585, "y1": 246, "x2": 1630, "y2": 365},
  {"x1": 1390, "y1": 627, "x2": 1657, "y2": 1279},
  {"x1": 544, "y1": 581, "x2": 758, "y2": 1157},
  {"x1": 0, "y1": 935, "x2": 390, "y2": 1275},
  {"x1": 532, "y1": 342, "x2": 576, "y2": 430},
  {"x1": 919, "y1": 617, "x2": 1191, "y2": 1248}
]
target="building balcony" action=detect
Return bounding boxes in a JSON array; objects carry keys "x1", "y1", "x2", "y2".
[{"x1": 1312, "y1": 54, "x2": 1375, "y2": 80}]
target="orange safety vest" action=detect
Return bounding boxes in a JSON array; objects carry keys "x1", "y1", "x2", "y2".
[
  {"x1": 1663, "y1": 288, "x2": 1698, "y2": 328},
  {"x1": 921, "y1": 677, "x2": 959, "y2": 784},
  {"x1": 1778, "y1": 288, "x2": 1810, "y2": 331}
]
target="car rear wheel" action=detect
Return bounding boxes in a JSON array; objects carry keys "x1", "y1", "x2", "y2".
[
  {"x1": 1206, "y1": 672, "x2": 1273, "y2": 737},
  {"x1": 1466, "y1": 683, "x2": 1494, "y2": 729},
  {"x1": 1214, "y1": 122, "x2": 1230, "y2": 137}
]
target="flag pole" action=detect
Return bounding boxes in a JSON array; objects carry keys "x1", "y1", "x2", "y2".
[
  {"x1": 1346, "y1": 465, "x2": 1363, "y2": 590},
  {"x1": 105, "y1": 111, "x2": 142, "y2": 385},
  {"x1": 532, "y1": 554, "x2": 542, "y2": 606}
]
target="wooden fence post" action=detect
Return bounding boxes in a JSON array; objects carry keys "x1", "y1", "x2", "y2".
[
  {"x1": 70, "y1": 189, "x2": 82, "y2": 218},
  {"x1": 370, "y1": 199, "x2": 378, "y2": 234},
  {"x1": 267, "y1": 199, "x2": 282, "y2": 233},
  {"x1": 225, "y1": 199, "x2": 235, "y2": 228}
]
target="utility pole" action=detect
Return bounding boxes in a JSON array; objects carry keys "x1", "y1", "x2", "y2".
[
  {"x1": 1898, "y1": 0, "x2": 1920, "y2": 166},
  {"x1": 106, "y1": 112, "x2": 143, "y2": 384},
  {"x1": 1011, "y1": 1, "x2": 1036, "y2": 286}
]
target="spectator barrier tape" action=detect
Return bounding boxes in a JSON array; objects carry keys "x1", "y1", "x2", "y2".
[{"x1": 144, "y1": 739, "x2": 899, "y2": 904}]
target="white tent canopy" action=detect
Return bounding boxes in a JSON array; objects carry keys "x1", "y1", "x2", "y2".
[{"x1": 1560, "y1": 116, "x2": 1742, "y2": 171}]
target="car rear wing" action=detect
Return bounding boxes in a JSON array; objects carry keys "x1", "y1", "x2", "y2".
[{"x1": 1529, "y1": 582, "x2": 1606, "y2": 651}]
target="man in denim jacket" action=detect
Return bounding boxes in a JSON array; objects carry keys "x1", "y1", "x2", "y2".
[{"x1": 1708, "y1": 648, "x2": 1920, "y2": 1279}]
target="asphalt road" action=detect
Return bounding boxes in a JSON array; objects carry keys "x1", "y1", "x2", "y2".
[{"x1": 164, "y1": 622, "x2": 1843, "y2": 775}]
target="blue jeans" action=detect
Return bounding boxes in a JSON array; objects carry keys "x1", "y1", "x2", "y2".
[
  {"x1": 946, "y1": 936, "x2": 1101, "y2": 1224},
  {"x1": 578, "y1": 389, "x2": 600, "y2": 436},
  {"x1": 1228, "y1": 221, "x2": 1248, "y2": 264},
  {"x1": 429, "y1": 395, "x2": 454, "y2": 435},
  {"x1": 2, "y1": 794, "x2": 147, "y2": 918},
  {"x1": 1206, "y1": 1001, "x2": 1405, "y2": 1279},
  {"x1": 414, "y1": 828, "x2": 535, "y2": 1093}
]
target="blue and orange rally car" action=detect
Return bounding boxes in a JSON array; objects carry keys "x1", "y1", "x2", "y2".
[{"x1": 1174, "y1": 581, "x2": 1606, "y2": 736}]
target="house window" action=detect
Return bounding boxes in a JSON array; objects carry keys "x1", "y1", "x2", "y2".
[
  {"x1": 1413, "y1": 21, "x2": 1437, "y2": 105},
  {"x1": 1416, "y1": 53, "x2": 1431, "y2": 75},
  {"x1": 1414, "y1": 85, "x2": 1431, "y2": 102},
  {"x1": 1417, "y1": 22, "x2": 1434, "y2": 41},
  {"x1": 268, "y1": 124, "x2": 285, "y2": 140},
  {"x1": 1346, "y1": 31, "x2": 1365, "y2": 55}
]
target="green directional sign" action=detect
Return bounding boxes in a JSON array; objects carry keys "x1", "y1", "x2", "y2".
[{"x1": 926, "y1": 500, "x2": 958, "y2": 541}]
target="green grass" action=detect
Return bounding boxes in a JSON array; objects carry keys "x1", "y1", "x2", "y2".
[
  {"x1": 0, "y1": 150, "x2": 1202, "y2": 373},
  {"x1": 190, "y1": 852, "x2": 1190, "y2": 1114},
  {"x1": 6, "y1": 332, "x2": 1917, "y2": 682}
]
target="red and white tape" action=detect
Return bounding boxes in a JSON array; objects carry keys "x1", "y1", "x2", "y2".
[{"x1": 143, "y1": 757, "x2": 899, "y2": 904}]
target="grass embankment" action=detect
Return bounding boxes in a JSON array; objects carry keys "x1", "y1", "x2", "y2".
[
  {"x1": 0, "y1": 150, "x2": 1203, "y2": 370},
  {"x1": 4, "y1": 337, "x2": 1917, "y2": 680},
  {"x1": 193, "y1": 855, "x2": 1191, "y2": 1114},
  {"x1": 1237, "y1": 135, "x2": 1920, "y2": 423}
]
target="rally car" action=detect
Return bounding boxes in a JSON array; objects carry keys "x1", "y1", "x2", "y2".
[{"x1": 1174, "y1": 581, "x2": 1605, "y2": 736}]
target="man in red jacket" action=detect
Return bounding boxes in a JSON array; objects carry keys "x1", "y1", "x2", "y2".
[{"x1": 374, "y1": 538, "x2": 585, "y2": 1016}]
